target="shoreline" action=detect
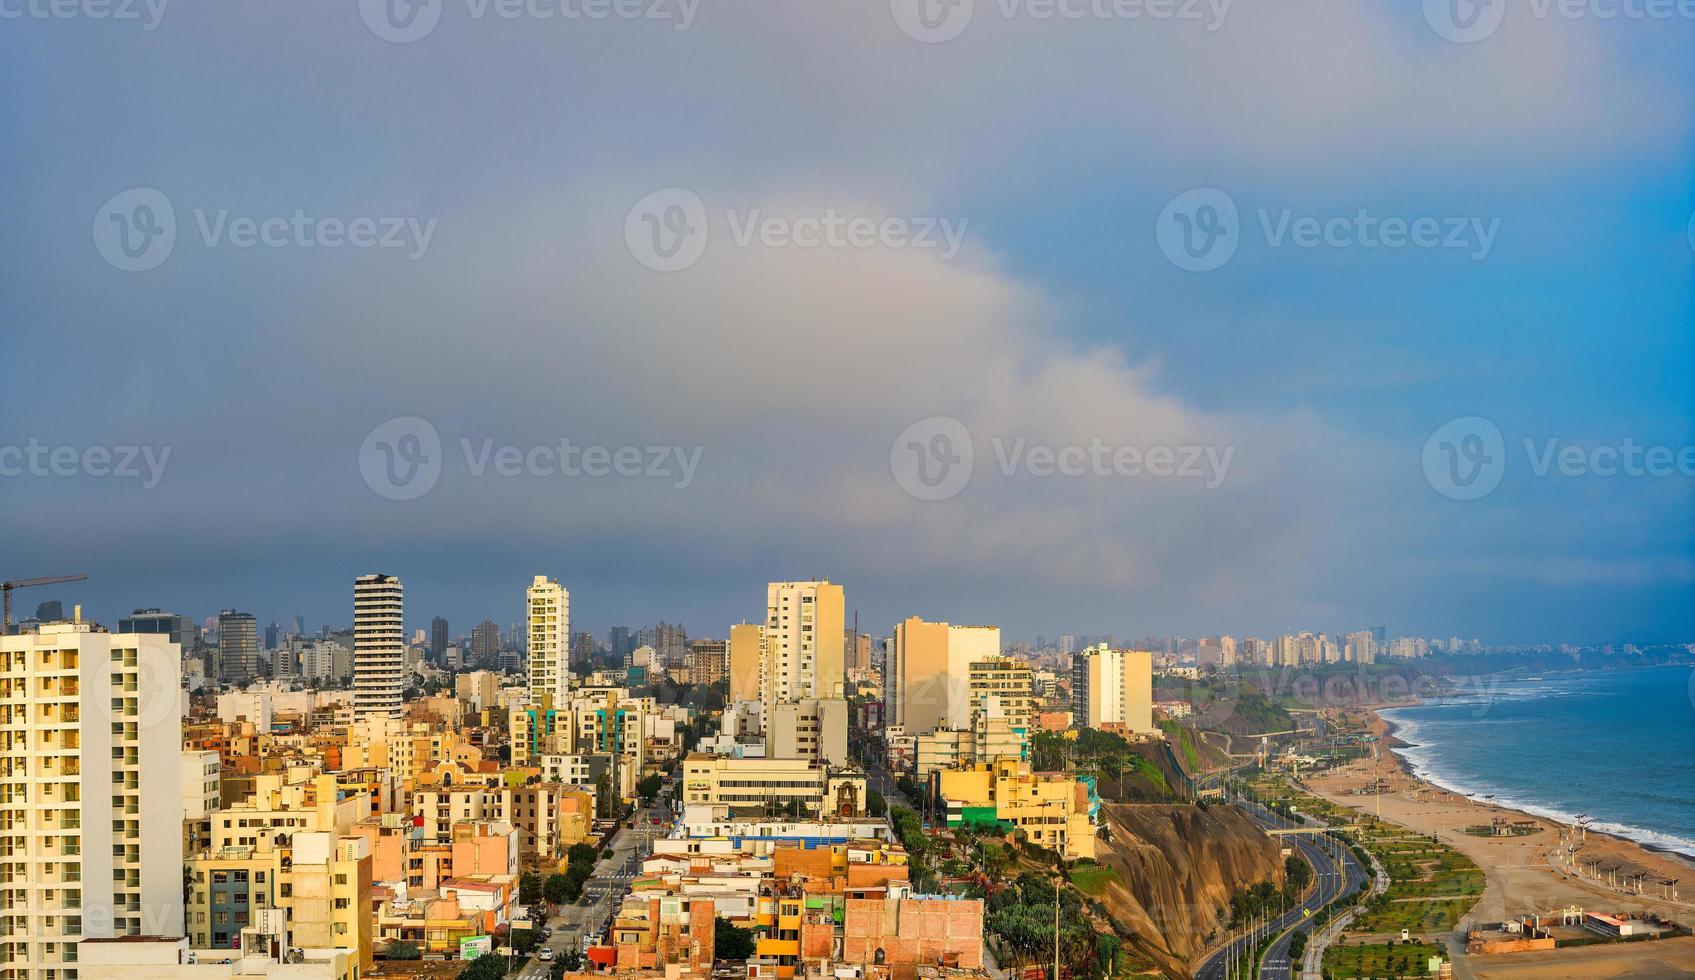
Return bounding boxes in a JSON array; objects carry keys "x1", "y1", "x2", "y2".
[
  {"x1": 1376, "y1": 706, "x2": 1695, "y2": 866},
  {"x1": 1303, "y1": 706, "x2": 1695, "y2": 930}
]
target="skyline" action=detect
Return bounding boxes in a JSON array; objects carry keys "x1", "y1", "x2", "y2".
[
  {"x1": 3, "y1": 4, "x2": 1691, "y2": 647},
  {"x1": 16, "y1": 567, "x2": 1688, "y2": 650}
]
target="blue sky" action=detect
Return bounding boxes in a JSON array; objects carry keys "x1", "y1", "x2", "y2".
[{"x1": 1, "y1": 1, "x2": 1690, "y2": 645}]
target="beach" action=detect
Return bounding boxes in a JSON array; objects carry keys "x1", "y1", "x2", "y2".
[{"x1": 1301, "y1": 706, "x2": 1695, "y2": 979}]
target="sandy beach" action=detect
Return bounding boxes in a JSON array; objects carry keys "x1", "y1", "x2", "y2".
[{"x1": 1300, "y1": 706, "x2": 1695, "y2": 978}]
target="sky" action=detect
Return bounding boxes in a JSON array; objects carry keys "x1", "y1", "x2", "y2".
[{"x1": 1, "y1": 0, "x2": 1691, "y2": 646}]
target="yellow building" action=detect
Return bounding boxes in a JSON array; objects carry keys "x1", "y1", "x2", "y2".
[
  {"x1": 682, "y1": 754, "x2": 866, "y2": 818},
  {"x1": 889, "y1": 617, "x2": 1000, "y2": 737},
  {"x1": 936, "y1": 759, "x2": 1096, "y2": 860},
  {"x1": 187, "y1": 831, "x2": 373, "y2": 970},
  {"x1": 968, "y1": 655, "x2": 1036, "y2": 735}
]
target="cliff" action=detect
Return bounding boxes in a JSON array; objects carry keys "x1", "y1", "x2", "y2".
[{"x1": 1085, "y1": 803, "x2": 1284, "y2": 978}]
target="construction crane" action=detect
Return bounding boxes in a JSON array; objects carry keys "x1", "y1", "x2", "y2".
[{"x1": 2, "y1": 574, "x2": 89, "y2": 632}]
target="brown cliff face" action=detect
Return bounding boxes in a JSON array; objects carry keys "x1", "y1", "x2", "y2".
[{"x1": 1086, "y1": 803, "x2": 1283, "y2": 978}]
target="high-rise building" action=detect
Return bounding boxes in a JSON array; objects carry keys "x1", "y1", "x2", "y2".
[
  {"x1": 687, "y1": 638, "x2": 728, "y2": 687},
  {"x1": 762, "y1": 581, "x2": 846, "y2": 718},
  {"x1": 353, "y1": 573, "x2": 405, "y2": 719},
  {"x1": 527, "y1": 576, "x2": 570, "y2": 703},
  {"x1": 265, "y1": 621, "x2": 281, "y2": 650},
  {"x1": 430, "y1": 615, "x2": 449, "y2": 663},
  {"x1": 608, "y1": 625, "x2": 633, "y2": 661},
  {"x1": 570, "y1": 631, "x2": 595, "y2": 671},
  {"x1": 1345, "y1": 630, "x2": 1377, "y2": 664},
  {"x1": 470, "y1": 619, "x2": 501, "y2": 666},
  {"x1": 1197, "y1": 635, "x2": 1236, "y2": 669},
  {"x1": 1070, "y1": 644, "x2": 1156, "y2": 735},
  {"x1": 0, "y1": 622, "x2": 185, "y2": 978},
  {"x1": 655, "y1": 620, "x2": 688, "y2": 667},
  {"x1": 33, "y1": 600, "x2": 64, "y2": 622},
  {"x1": 846, "y1": 630, "x2": 873, "y2": 672},
  {"x1": 888, "y1": 617, "x2": 1000, "y2": 736},
  {"x1": 727, "y1": 622, "x2": 764, "y2": 705},
  {"x1": 218, "y1": 610, "x2": 259, "y2": 685},
  {"x1": 118, "y1": 608, "x2": 197, "y2": 650}
]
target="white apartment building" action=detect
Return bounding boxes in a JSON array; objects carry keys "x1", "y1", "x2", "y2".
[
  {"x1": 1070, "y1": 644, "x2": 1157, "y2": 736},
  {"x1": 762, "y1": 581, "x2": 845, "y2": 717},
  {"x1": 0, "y1": 622, "x2": 185, "y2": 980},
  {"x1": 526, "y1": 576, "x2": 570, "y2": 704},
  {"x1": 352, "y1": 574, "x2": 404, "y2": 719}
]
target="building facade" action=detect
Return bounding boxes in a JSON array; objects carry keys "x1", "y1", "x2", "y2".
[{"x1": 352, "y1": 574, "x2": 404, "y2": 719}]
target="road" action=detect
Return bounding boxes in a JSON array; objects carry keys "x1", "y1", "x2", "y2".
[
  {"x1": 1194, "y1": 799, "x2": 1366, "y2": 980},
  {"x1": 544, "y1": 793, "x2": 674, "y2": 959}
]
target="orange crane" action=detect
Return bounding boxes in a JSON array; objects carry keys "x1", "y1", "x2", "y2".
[{"x1": 2, "y1": 574, "x2": 89, "y2": 631}]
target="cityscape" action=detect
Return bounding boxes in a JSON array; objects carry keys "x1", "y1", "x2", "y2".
[
  {"x1": 4, "y1": 3, "x2": 1693, "y2": 980},
  {"x1": 1, "y1": 574, "x2": 1692, "y2": 980}
]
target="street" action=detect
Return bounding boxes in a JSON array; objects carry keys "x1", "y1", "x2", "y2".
[
  {"x1": 1194, "y1": 799, "x2": 1366, "y2": 980},
  {"x1": 542, "y1": 794, "x2": 673, "y2": 960}
]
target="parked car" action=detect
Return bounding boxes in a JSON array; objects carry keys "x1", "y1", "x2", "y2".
[{"x1": 537, "y1": 948, "x2": 554, "y2": 962}]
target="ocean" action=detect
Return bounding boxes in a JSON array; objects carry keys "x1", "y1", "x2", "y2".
[{"x1": 1380, "y1": 665, "x2": 1695, "y2": 859}]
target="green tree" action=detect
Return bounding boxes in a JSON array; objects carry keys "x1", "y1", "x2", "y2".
[
  {"x1": 637, "y1": 774, "x2": 663, "y2": 801},
  {"x1": 458, "y1": 955, "x2": 506, "y2": 980},
  {"x1": 385, "y1": 940, "x2": 422, "y2": 960},
  {"x1": 511, "y1": 928, "x2": 541, "y2": 954},
  {"x1": 595, "y1": 772, "x2": 616, "y2": 817},
  {"x1": 714, "y1": 916, "x2": 756, "y2": 960},
  {"x1": 867, "y1": 788, "x2": 886, "y2": 818},
  {"x1": 544, "y1": 872, "x2": 572, "y2": 906},
  {"x1": 520, "y1": 871, "x2": 544, "y2": 905},
  {"x1": 567, "y1": 842, "x2": 598, "y2": 868}
]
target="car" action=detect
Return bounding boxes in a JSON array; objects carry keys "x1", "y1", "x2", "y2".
[{"x1": 537, "y1": 948, "x2": 555, "y2": 961}]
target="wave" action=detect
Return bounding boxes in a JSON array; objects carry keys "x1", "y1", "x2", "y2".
[{"x1": 1382, "y1": 717, "x2": 1695, "y2": 861}]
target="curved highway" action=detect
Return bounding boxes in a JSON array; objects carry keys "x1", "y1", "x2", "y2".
[{"x1": 1194, "y1": 798, "x2": 1366, "y2": 980}]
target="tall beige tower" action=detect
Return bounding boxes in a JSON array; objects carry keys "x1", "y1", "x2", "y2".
[
  {"x1": 761, "y1": 581, "x2": 845, "y2": 716},
  {"x1": 889, "y1": 617, "x2": 1001, "y2": 736},
  {"x1": 0, "y1": 622, "x2": 185, "y2": 979},
  {"x1": 727, "y1": 622, "x2": 765, "y2": 705},
  {"x1": 526, "y1": 575, "x2": 570, "y2": 704},
  {"x1": 353, "y1": 573, "x2": 405, "y2": 718}
]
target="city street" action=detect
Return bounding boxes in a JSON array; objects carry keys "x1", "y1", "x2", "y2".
[{"x1": 543, "y1": 794, "x2": 674, "y2": 958}]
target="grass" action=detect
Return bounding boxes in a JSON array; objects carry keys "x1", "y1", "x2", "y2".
[
  {"x1": 1069, "y1": 863, "x2": 1122, "y2": 896},
  {"x1": 1245, "y1": 777, "x2": 1482, "y2": 936},
  {"x1": 1321, "y1": 939, "x2": 1444, "y2": 978}
]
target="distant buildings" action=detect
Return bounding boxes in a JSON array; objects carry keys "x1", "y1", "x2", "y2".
[
  {"x1": 608, "y1": 625, "x2": 633, "y2": 662},
  {"x1": 352, "y1": 574, "x2": 405, "y2": 719},
  {"x1": 119, "y1": 606, "x2": 198, "y2": 650},
  {"x1": 687, "y1": 637, "x2": 728, "y2": 687},
  {"x1": 218, "y1": 609, "x2": 259, "y2": 685},
  {"x1": 469, "y1": 619, "x2": 501, "y2": 666},
  {"x1": 430, "y1": 615, "x2": 449, "y2": 663}
]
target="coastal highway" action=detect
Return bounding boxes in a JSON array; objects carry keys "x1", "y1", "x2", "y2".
[{"x1": 1194, "y1": 800, "x2": 1366, "y2": 980}]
